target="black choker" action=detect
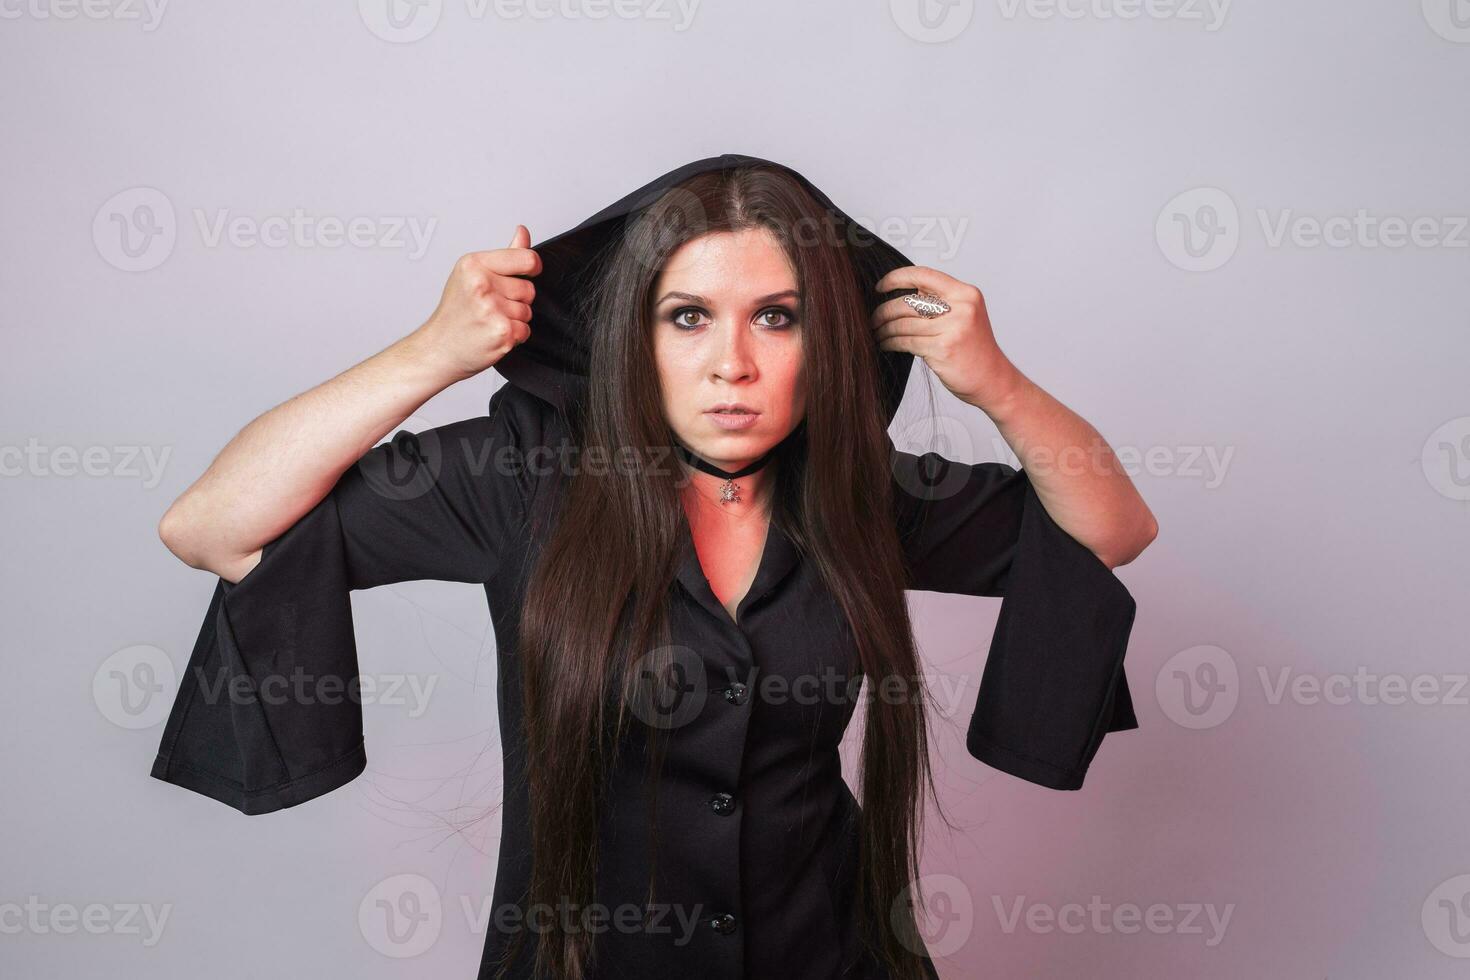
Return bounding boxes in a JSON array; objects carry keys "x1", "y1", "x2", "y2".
[{"x1": 672, "y1": 443, "x2": 777, "y2": 504}]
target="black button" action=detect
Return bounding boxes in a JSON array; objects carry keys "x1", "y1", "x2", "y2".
[
  {"x1": 709, "y1": 792, "x2": 735, "y2": 816},
  {"x1": 709, "y1": 913, "x2": 737, "y2": 935},
  {"x1": 723, "y1": 682, "x2": 749, "y2": 706}
]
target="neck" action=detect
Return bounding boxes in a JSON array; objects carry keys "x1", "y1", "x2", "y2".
[
  {"x1": 677, "y1": 458, "x2": 776, "y2": 515},
  {"x1": 672, "y1": 422, "x2": 802, "y2": 513}
]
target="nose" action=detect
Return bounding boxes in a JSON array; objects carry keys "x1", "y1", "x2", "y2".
[{"x1": 710, "y1": 319, "x2": 757, "y2": 384}]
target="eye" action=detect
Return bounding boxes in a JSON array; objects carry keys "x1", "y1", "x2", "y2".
[
  {"x1": 757, "y1": 307, "x2": 797, "y2": 330},
  {"x1": 666, "y1": 305, "x2": 798, "y2": 331},
  {"x1": 670, "y1": 307, "x2": 708, "y2": 331}
]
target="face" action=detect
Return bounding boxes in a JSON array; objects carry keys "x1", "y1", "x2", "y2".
[{"x1": 649, "y1": 228, "x2": 806, "y2": 471}]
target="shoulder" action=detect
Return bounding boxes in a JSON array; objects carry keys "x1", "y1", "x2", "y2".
[
  {"x1": 474, "y1": 381, "x2": 578, "y2": 474},
  {"x1": 888, "y1": 445, "x2": 1026, "y2": 531},
  {"x1": 482, "y1": 381, "x2": 576, "y2": 520},
  {"x1": 350, "y1": 382, "x2": 567, "y2": 523},
  {"x1": 487, "y1": 380, "x2": 562, "y2": 442},
  {"x1": 887, "y1": 442, "x2": 1030, "y2": 597}
]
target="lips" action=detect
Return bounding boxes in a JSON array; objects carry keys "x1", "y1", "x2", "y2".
[{"x1": 704, "y1": 406, "x2": 761, "y2": 430}]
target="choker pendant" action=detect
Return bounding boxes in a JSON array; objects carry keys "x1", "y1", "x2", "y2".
[{"x1": 673, "y1": 442, "x2": 777, "y2": 505}]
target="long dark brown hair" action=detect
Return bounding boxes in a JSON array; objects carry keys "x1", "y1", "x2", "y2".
[{"x1": 501, "y1": 163, "x2": 938, "y2": 980}]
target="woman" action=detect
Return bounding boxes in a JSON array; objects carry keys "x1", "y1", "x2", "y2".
[{"x1": 153, "y1": 154, "x2": 1156, "y2": 980}]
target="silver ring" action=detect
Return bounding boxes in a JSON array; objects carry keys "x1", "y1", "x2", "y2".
[{"x1": 901, "y1": 291, "x2": 951, "y2": 319}]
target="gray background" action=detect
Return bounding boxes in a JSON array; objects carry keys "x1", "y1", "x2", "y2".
[{"x1": 3, "y1": 1, "x2": 1468, "y2": 977}]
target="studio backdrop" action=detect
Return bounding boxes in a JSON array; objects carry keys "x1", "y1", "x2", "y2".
[{"x1": 1, "y1": 2, "x2": 1466, "y2": 978}]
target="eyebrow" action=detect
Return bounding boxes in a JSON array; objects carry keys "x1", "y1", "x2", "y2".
[{"x1": 655, "y1": 289, "x2": 801, "y2": 306}]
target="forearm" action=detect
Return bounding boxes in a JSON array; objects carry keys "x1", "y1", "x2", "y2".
[
  {"x1": 158, "y1": 328, "x2": 462, "y2": 573},
  {"x1": 977, "y1": 361, "x2": 1158, "y2": 568}
]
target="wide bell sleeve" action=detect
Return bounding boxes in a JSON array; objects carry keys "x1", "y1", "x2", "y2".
[
  {"x1": 149, "y1": 382, "x2": 549, "y2": 814},
  {"x1": 890, "y1": 447, "x2": 1139, "y2": 791}
]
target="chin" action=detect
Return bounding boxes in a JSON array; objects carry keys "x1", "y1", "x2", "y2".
[{"x1": 685, "y1": 428, "x2": 774, "y2": 461}]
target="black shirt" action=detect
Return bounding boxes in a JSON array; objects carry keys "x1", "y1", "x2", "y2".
[{"x1": 150, "y1": 380, "x2": 1138, "y2": 979}]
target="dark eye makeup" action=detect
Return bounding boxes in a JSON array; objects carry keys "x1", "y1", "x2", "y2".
[{"x1": 667, "y1": 305, "x2": 799, "y2": 331}]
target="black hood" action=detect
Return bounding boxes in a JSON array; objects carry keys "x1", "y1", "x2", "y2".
[{"x1": 493, "y1": 152, "x2": 917, "y2": 423}]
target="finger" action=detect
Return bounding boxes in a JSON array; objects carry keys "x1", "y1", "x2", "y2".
[
  {"x1": 870, "y1": 294, "x2": 962, "y2": 328},
  {"x1": 873, "y1": 264, "x2": 968, "y2": 298},
  {"x1": 490, "y1": 271, "x2": 536, "y2": 306},
  {"x1": 875, "y1": 332, "x2": 937, "y2": 358},
  {"x1": 491, "y1": 296, "x2": 534, "y2": 323},
  {"x1": 509, "y1": 224, "x2": 530, "y2": 250},
  {"x1": 874, "y1": 316, "x2": 944, "y2": 346},
  {"x1": 466, "y1": 244, "x2": 542, "y2": 278}
]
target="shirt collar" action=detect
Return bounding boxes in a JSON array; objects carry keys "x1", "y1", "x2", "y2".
[{"x1": 673, "y1": 515, "x2": 800, "y2": 626}]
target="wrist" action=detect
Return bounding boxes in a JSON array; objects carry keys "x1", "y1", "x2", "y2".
[
  {"x1": 969, "y1": 357, "x2": 1030, "y2": 424},
  {"x1": 399, "y1": 323, "x2": 473, "y2": 387}
]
